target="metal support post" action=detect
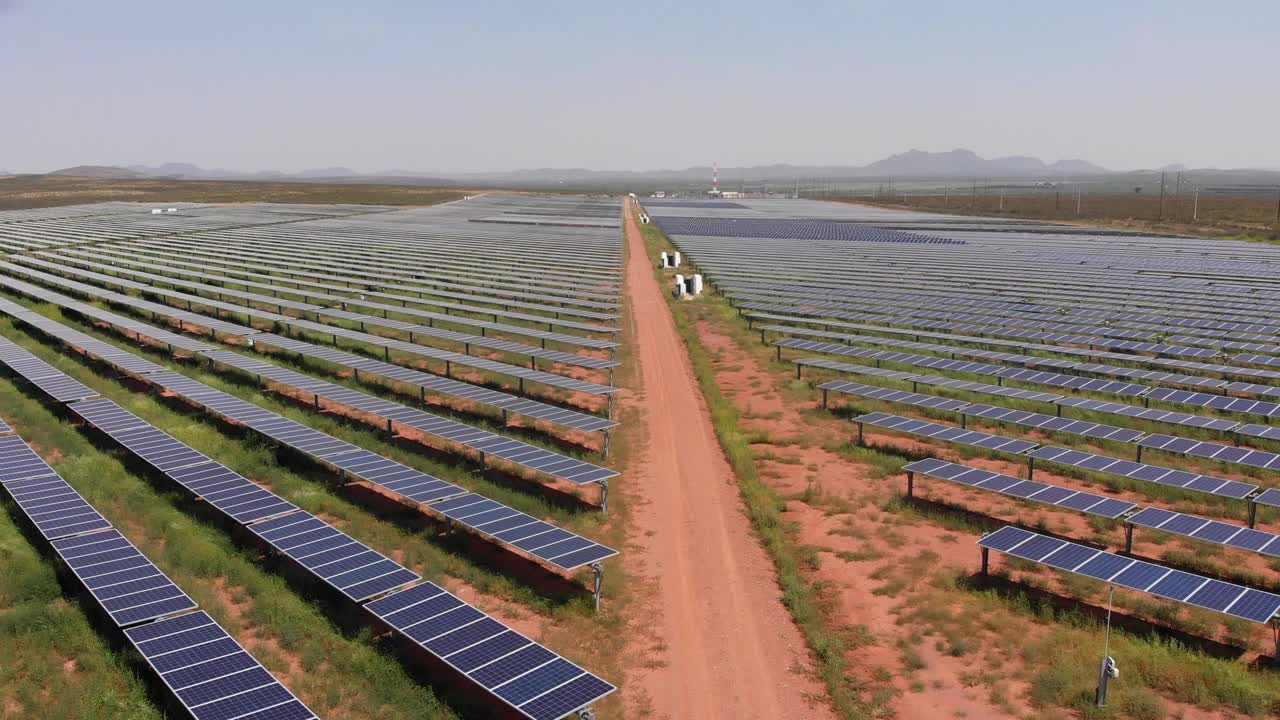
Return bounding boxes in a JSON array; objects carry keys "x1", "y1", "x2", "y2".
[
  {"x1": 1135, "y1": 444, "x2": 1143, "y2": 463},
  {"x1": 856, "y1": 421, "x2": 864, "y2": 446},
  {"x1": 598, "y1": 479, "x2": 608, "y2": 514},
  {"x1": 590, "y1": 562, "x2": 604, "y2": 612},
  {"x1": 1249, "y1": 500, "x2": 1258, "y2": 529},
  {"x1": 906, "y1": 471, "x2": 914, "y2": 499},
  {"x1": 775, "y1": 345, "x2": 781, "y2": 362},
  {"x1": 1124, "y1": 524, "x2": 1134, "y2": 554},
  {"x1": 1027, "y1": 456, "x2": 1035, "y2": 481},
  {"x1": 601, "y1": 431, "x2": 611, "y2": 457},
  {"x1": 980, "y1": 546, "x2": 989, "y2": 576},
  {"x1": 821, "y1": 389, "x2": 828, "y2": 409}
]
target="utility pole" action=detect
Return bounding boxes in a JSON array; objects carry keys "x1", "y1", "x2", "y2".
[
  {"x1": 999, "y1": 188, "x2": 1004, "y2": 211},
  {"x1": 1174, "y1": 172, "x2": 1183, "y2": 221},
  {"x1": 944, "y1": 185, "x2": 949, "y2": 207},
  {"x1": 1274, "y1": 187, "x2": 1280, "y2": 230},
  {"x1": 1193, "y1": 186, "x2": 1200, "y2": 221},
  {"x1": 1076, "y1": 184, "x2": 1082, "y2": 215},
  {"x1": 971, "y1": 179, "x2": 977, "y2": 210},
  {"x1": 1157, "y1": 171, "x2": 1166, "y2": 221}
]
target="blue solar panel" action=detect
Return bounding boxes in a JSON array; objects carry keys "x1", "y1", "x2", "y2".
[
  {"x1": 653, "y1": 216, "x2": 966, "y2": 244},
  {"x1": 1127, "y1": 507, "x2": 1280, "y2": 557},
  {"x1": 820, "y1": 380, "x2": 969, "y2": 412},
  {"x1": 1026, "y1": 445, "x2": 1256, "y2": 499},
  {"x1": 67, "y1": 399, "x2": 300, "y2": 525},
  {"x1": 856, "y1": 411, "x2": 1038, "y2": 454},
  {"x1": 245, "y1": 511, "x2": 419, "y2": 602},
  {"x1": 51, "y1": 529, "x2": 197, "y2": 626},
  {"x1": 979, "y1": 527, "x2": 1280, "y2": 624},
  {"x1": 203, "y1": 350, "x2": 618, "y2": 486},
  {"x1": 1139, "y1": 433, "x2": 1280, "y2": 471},
  {"x1": 902, "y1": 458, "x2": 1135, "y2": 519},
  {"x1": 125, "y1": 611, "x2": 318, "y2": 720},
  {"x1": 963, "y1": 404, "x2": 1145, "y2": 443},
  {"x1": 364, "y1": 582, "x2": 615, "y2": 720}
]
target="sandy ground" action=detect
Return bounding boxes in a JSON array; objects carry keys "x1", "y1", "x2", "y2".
[{"x1": 617, "y1": 201, "x2": 833, "y2": 719}]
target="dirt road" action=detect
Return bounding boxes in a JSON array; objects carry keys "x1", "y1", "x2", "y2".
[{"x1": 618, "y1": 200, "x2": 831, "y2": 719}]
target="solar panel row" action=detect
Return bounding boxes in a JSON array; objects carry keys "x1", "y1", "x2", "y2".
[
  {"x1": 202, "y1": 349, "x2": 617, "y2": 487},
  {"x1": 903, "y1": 457, "x2": 1136, "y2": 518},
  {"x1": 979, "y1": 526, "x2": 1280, "y2": 623},
  {"x1": 0, "y1": 431, "x2": 318, "y2": 719}
]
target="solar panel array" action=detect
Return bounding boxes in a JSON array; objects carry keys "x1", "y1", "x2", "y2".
[
  {"x1": 649, "y1": 196, "x2": 1280, "y2": 641},
  {"x1": 0, "y1": 194, "x2": 622, "y2": 719},
  {"x1": 0, "y1": 426, "x2": 319, "y2": 718}
]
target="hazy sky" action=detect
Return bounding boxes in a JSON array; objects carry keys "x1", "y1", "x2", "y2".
[{"x1": 3, "y1": 0, "x2": 1278, "y2": 173}]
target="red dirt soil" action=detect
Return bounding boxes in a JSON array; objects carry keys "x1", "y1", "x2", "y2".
[{"x1": 617, "y1": 201, "x2": 832, "y2": 719}]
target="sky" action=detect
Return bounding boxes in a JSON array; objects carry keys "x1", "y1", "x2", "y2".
[{"x1": 3, "y1": 0, "x2": 1278, "y2": 174}]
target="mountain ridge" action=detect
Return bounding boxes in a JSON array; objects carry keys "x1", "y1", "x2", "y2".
[{"x1": 38, "y1": 149, "x2": 1273, "y2": 184}]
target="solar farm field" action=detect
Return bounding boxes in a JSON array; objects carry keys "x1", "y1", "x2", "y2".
[
  {"x1": 0, "y1": 195, "x2": 626, "y2": 720},
  {"x1": 640, "y1": 198, "x2": 1280, "y2": 718}
]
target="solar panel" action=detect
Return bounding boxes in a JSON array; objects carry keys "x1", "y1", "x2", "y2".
[
  {"x1": 1127, "y1": 507, "x2": 1280, "y2": 557},
  {"x1": 251, "y1": 334, "x2": 617, "y2": 433},
  {"x1": 1233, "y1": 423, "x2": 1280, "y2": 442},
  {"x1": 854, "y1": 411, "x2": 1039, "y2": 454},
  {"x1": 653, "y1": 216, "x2": 964, "y2": 244},
  {"x1": 1138, "y1": 434, "x2": 1280, "y2": 471},
  {"x1": 203, "y1": 349, "x2": 618, "y2": 486},
  {"x1": 1, "y1": 260, "x2": 618, "y2": 395},
  {"x1": 0, "y1": 336, "x2": 100, "y2": 402},
  {"x1": 978, "y1": 526, "x2": 1280, "y2": 623},
  {"x1": 125, "y1": 611, "x2": 318, "y2": 720},
  {"x1": 792, "y1": 356, "x2": 920, "y2": 382},
  {"x1": 50, "y1": 529, "x2": 198, "y2": 626},
  {"x1": 1254, "y1": 488, "x2": 1280, "y2": 509},
  {"x1": 1145, "y1": 387, "x2": 1280, "y2": 418},
  {"x1": 962, "y1": 404, "x2": 1146, "y2": 443},
  {"x1": 68, "y1": 399, "x2": 300, "y2": 524},
  {"x1": 246, "y1": 511, "x2": 420, "y2": 602},
  {"x1": 0, "y1": 416, "x2": 10, "y2": 435},
  {"x1": 903, "y1": 458, "x2": 1135, "y2": 518},
  {"x1": 0, "y1": 435, "x2": 113, "y2": 539},
  {"x1": 911, "y1": 374, "x2": 1062, "y2": 403},
  {"x1": 429, "y1": 493, "x2": 618, "y2": 570},
  {"x1": 365, "y1": 582, "x2": 616, "y2": 720},
  {"x1": 819, "y1": 380, "x2": 969, "y2": 412},
  {"x1": 995, "y1": 367, "x2": 1149, "y2": 397},
  {"x1": 1056, "y1": 396, "x2": 1239, "y2": 432},
  {"x1": 1026, "y1": 446, "x2": 1257, "y2": 499}
]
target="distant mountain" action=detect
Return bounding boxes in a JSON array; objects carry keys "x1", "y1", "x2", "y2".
[
  {"x1": 865, "y1": 148, "x2": 987, "y2": 175},
  {"x1": 48, "y1": 165, "x2": 146, "y2": 178},
  {"x1": 295, "y1": 166, "x2": 358, "y2": 178},
  {"x1": 1049, "y1": 158, "x2": 1110, "y2": 174},
  {"x1": 860, "y1": 148, "x2": 1113, "y2": 177},
  {"x1": 41, "y1": 152, "x2": 1278, "y2": 190}
]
